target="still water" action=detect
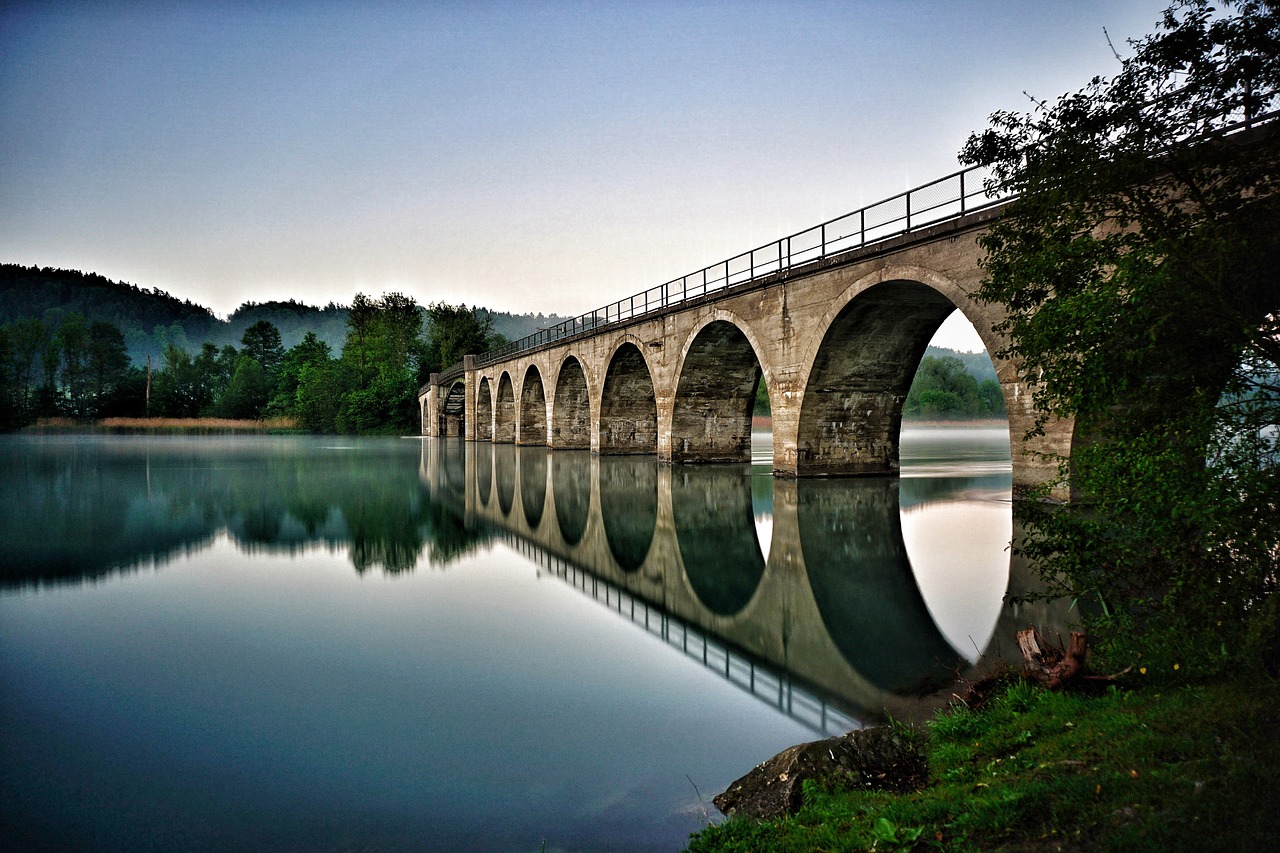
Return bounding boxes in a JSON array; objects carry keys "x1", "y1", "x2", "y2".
[{"x1": 1, "y1": 428, "x2": 1023, "y2": 852}]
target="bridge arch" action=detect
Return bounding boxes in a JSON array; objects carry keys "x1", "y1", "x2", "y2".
[
  {"x1": 475, "y1": 377, "x2": 493, "y2": 442},
  {"x1": 440, "y1": 379, "x2": 466, "y2": 437},
  {"x1": 494, "y1": 372, "x2": 516, "y2": 443},
  {"x1": 671, "y1": 312, "x2": 771, "y2": 463},
  {"x1": 794, "y1": 266, "x2": 1000, "y2": 476},
  {"x1": 551, "y1": 355, "x2": 592, "y2": 449},
  {"x1": 518, "y1": 364, "x2": 548, "y2": 446},
  {"x1": 598, "y1": 339, "x2": 658, "y2": 455}
]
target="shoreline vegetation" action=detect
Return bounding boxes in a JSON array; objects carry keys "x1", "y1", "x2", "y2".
[
  {"x1": 686, "y1": 674, "x2": 1280, "y2": 852},
  {"x1": 23, "y1": 416, "x2": 303, "y2": 434}
]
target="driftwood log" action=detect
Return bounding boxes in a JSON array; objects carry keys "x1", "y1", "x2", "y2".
[{"x1": 1017, "y1": 628, "x2": 1090, "y2": 689}]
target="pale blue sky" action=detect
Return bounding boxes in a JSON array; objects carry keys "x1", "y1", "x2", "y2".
[{"x1": 2, "y1": 1, "x2": 1169, "y2": 349}]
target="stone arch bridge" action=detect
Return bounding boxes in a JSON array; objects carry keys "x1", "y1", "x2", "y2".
[{"x1": 419, "y1": 166, "x2": 1070, "y2": 491}]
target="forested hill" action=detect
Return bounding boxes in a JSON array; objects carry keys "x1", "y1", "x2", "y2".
[
  {"x1": 921, "y1": 345, "x2": 997, "y2": 382},
  {"x1": 1, "y1": 264, "x2": 220, "y2": 360},
  {"x1": 0, "y1": 264, "x2": 569, "y2": 365}
]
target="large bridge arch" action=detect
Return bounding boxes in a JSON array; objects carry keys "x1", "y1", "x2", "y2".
[
  {"x1": 518, "y1": 365, "x2": 548, "y2": 446},
  {"x1": 551, "y1": 355, "x2": 592, "y2": 449},
  {"x1": 795, "y1": 274, "x2": 957, "y2": 476},
  {"x1": 784, "y1": 263, "x2": 1068, "y2": 483},
  {"x1": 670, "y1": 311, "x2": 772, "y2": 463},
  {"x1": 494, "y1": 372, "x2": 516, "y2": 443},
  {"x1": 440, "y1": 379, "x2": 466, "y2": 437},
  {"x1": 475, "y1": 377, "x2": 493, "y2": 442},
  {"x1": 598, "y1": 339, "x2": 658, "y2": 455}
]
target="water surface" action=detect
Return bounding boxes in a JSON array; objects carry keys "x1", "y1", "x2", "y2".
[{"x1": 1, "y1": 428, "x2": 1019, "y2": 851}]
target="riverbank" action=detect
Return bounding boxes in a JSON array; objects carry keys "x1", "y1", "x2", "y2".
[
  {"x1": 686, "y1": 674, "x2": 1280, "y2": 851},
  {"x1": 23, "y1": 416, "x2": 303, "y2": 434}
]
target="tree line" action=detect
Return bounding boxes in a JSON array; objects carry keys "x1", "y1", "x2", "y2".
[
  {"x1": 0, "y1": 296, "x2": 506, "y2": 432},
  {"x1": 751, "y1": 346, "x2": 1005, "y2": 420},
  {"x1": 1, "y1": 264, "x2": 568, "y2": 368}
]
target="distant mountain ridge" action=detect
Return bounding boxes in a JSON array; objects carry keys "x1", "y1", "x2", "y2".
[{"x1": 1, "y1": 264, "x2": 570, "y2": 365}]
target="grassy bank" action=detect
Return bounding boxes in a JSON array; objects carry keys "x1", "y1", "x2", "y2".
[
  {"x1": 687, "y1": 675, "x2": 1280, "y2": 852},
  {"x1": 24, "y1": 416, "x2": 304, "y2": 434}
]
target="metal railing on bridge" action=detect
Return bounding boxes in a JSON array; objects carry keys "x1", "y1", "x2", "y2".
[
  {"x1": 472, "y1": 162, "x2": 1007, "y2": 369},
  {"x1": 426, "y1": 104, "x2": 1277, "y2": 384}
]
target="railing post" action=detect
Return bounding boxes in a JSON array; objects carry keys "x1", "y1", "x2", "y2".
[
  {"x1": 820, "y1": 223, "x2": 826, "y2": 257},
  {"x1": 906, "y1": 190, "x2": 912, "y2": 231},
  {"x1": 959, "y1": 169, "x2": 966, "y2": 214}
]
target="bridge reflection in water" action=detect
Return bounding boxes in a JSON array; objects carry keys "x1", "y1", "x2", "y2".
[{"x1": 420, "y1": 437, "x2": 1064, "y2": 733}]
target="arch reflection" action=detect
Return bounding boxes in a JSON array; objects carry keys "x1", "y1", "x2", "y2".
[
  {"x1": 551, "y1": 450, "x2": 591, "y2": 546},
  {"x1": 598, "y1": 455, "x2": 657, "y2": 572},
  {"x1": 796, "y1": 477, "x2": 963, "y2": 693},
  {"x1": 518, "y1": 446, "x2": 547, "y2": 530},
  {"x1": 494, "y1": 443, "x2": 517, "y2": 517},
  {"x1": 476, "y1": 441, "x2": 493, "y2": 507},
  {"x1": 670, "y1": 464, "x2": 766, "y2": 616}
]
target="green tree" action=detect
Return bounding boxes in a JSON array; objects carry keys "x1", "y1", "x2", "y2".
[
  {"x1": 268, "y1": 331, "x2": 333, "y2": 417},
  {"x1": 421, "y1": 302, "x2": 502, "y2": 377},
  {"x1": 215, "y1": 356, "x2": 271, "y2": 419},
  {"x1": 240, "y1": 320, "x2": 284, "y2": 379},
  {"x1": 337, "y1": 292, "x2": 426, "y2": 433},
  {"x1": 152, "y1": 343, "x2": 217, "y2": 417},
  {"x1": 3, "y1": 318, "x2": 50, "y2": 425},
  {"x1": 904, "y1": 355, "x2": 1005, "y2": 419},
  {"x1": 296, "y1": 359, "x2": 349, "y2": 433},
  {"x1": 85, "y1": 321, "x2": 130, "y2": 417},
  {"x1": 960, "y1": 0, "x2": 1280, "y2": 670}
]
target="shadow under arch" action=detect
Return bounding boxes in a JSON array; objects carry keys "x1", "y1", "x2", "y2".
[
  {"x1": 494, "y1": 443, "x2": 516, "y2": 517},
  {"x1": 797, "y1": 477, "x2": 962, "y2": 694},
  {"x1": 599, "y1": 342, "x2": 657, "y2": 454},
  {"x1": 551, "y1": 450, "x2": 592, "y2": 546},
  {"x1": 495, "y1": 373, "x2": 516, "y2": 443},
  {"x1": 518, "y1": 445, "x2": 548, "y2": 530},
  {"x1": 597, "y1": 455, "x2": 657, "y2": 572},
  {"x1": 797, "y1": 280, "x2": 955, "y2": 476},
  {"x1": 476, "y1": 377, "x2": 493, "y2": 442},
  {"x1": 519, "y1": 365, "x2": 547, "y2": 446},
  {"x1": 441, "y1": 380, "x2": 466, "y2": 436},
  {"x1": 670, "y1": 464, "x2": 767, "y2": 616},
  {"x1": 552, "y1": 356, "x2": 591, "y2": 448},
  {"x1": 672, "y1": 319, "x2": 763, "y2": 462}
]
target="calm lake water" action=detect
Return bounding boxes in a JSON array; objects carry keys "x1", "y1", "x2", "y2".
[{"x1": 1, "y1": 427, "x2": 1031, "y2": 852}]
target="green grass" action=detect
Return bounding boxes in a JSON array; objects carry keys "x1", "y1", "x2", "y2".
[{"x1": 686, "y1": 675, "x2": 1280, "y2": 852}]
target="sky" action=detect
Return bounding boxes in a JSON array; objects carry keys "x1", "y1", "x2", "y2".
[{"x1": 1, "y1": 0, "x2": 1171, "y2": 351}]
